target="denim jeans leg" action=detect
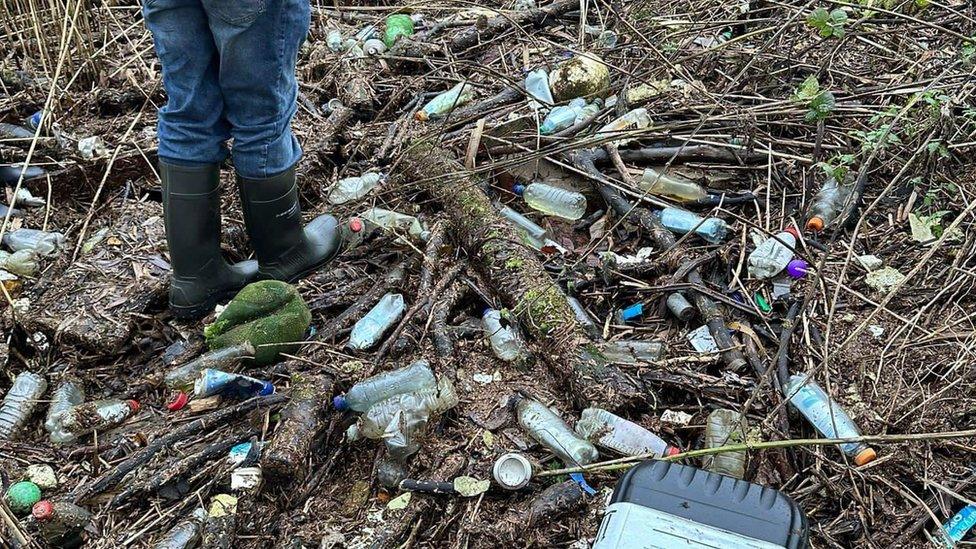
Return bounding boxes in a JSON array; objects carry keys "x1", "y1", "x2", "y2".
[
  {"x1": 143, "y1": 0, "x2": 231, "y2": 166},
  {"x1": 203, "y1": 0, "x2": 309, "y2": 179}
]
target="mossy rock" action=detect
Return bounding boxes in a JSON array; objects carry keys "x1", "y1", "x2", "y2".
[
  {"x1": 550, "y1": 54, "x2": 610, "y2": 102},
  {"x1": 204, "y1": 280, "x2": 311, "y2": 365}
]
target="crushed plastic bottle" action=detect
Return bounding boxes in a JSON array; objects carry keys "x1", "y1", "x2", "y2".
[
  {"x1": 347, "y1": 293, "x2": 405, "y2": 350},
  {"x1": 576, "y1": 407, "x2": 680, "y2": 458},
  {"x1": 415, "y1": 82, "x2": 475, "y2": 121},
  {"x1": 334, "y1": 360, "x2": 436, "y2": 412},
  {"x1": 514, "y1": 181, "x2": 587, "y2": 221},
  {"x1": 358, "y1": 376, "x2": 459, "y2": 459},
  {"x1": 384, "y1": 14, "x2": 414, "y2": 48},
  {"x1": 32, "y1": 500, "x2": 92, "y2": 547},
  {"x1": 539, "y1": 98, "x2": 586, "y2": 134},
  {"x1": 658, "y1": 207, "x2": 728, "y2": 244},
  {"x1": 2, "y1": 228, "x2": 65, "y2": 257},
  {"x1": 193, "y1": 369, "x2": 274, "y2": 399},
  {"x1": 482, "y1": 308, "x2": 528, "y2": 362},
  {"x1": 0, "y1": 371, "x2": 47, "y2": 440},
  {"x1": 748, "y1": 227, "x2": 799, "y2": 279},
  {"x1": 0, "y1": 249, "x2": 38, "y2": 277},
  {"x1": 703, "y1": 408, "x2": 748, "y2": 479},
  {"x1": 152, "y1": 507, "x2": 208, "y2": 549},
  {"x1": 515, "y1": 396, "x2": 598, "y2": 466},
  {"x1": 806, "y1": 176, "x2": 855, "y2": 232},
  {"x1": 51, "y1": 399, "x2": 140, "y2": 444},
  {"x1": 598, "y1": 107, "x2": 652, "y2": 145},
  {"x1": 525, "y1": 68, "x2": 555, "y2": 105},
  {"x1": 639, "y1": 167, "x2": 709, "y2": 203},
  {"x1": 359, "y1": 207, "x2": 430, "y2": 242},
  {"x1": 575, "y1": 98, "x2": 602, "y2": 124},
  {"x1": 784, "y1": 374, "x2": 877, "y2": 465},
  {"x1": 45, "y1": 379, "x2": 85, "y2": 435},
  {"x1": 164, "y1": 342, "x2": 256, "y2": 392},
  {"x1": 328, "y1": 172, "x2": 384, "y2": 205}
]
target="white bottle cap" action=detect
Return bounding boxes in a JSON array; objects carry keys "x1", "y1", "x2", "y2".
[{"x1": 493, "y1": 453, "x2": 532, "y2": 490}]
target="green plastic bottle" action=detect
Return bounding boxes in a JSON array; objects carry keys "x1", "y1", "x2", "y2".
[{"x1": 384, "y1": 14, "x2": 414, "y2": 48}]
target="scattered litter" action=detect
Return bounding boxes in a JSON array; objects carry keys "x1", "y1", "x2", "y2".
[
  {"x1": 660, "y1": 410, "x2": 694, "y2": 426},
  {"x1": 686, "y1": 325, "x2": 719, "y2": 353}
]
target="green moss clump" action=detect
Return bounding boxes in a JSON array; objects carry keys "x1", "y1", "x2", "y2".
[{"x1": 205, "y1": 280, "x2": 311, "y2": 365}]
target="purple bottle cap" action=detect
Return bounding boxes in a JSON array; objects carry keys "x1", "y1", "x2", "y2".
[
  {"x1": 786, "y1": 259, "x2": 809, "y2": 279},
  {"x1": 512, "y1": 183, "x2": 526, "y2": 196},
  {"x1": 333, "y1": 395, "x2": 349, "y2": 411}
]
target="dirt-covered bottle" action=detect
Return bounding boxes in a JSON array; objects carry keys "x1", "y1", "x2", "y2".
[
  {"x1": 703, "y1": 408, "x2": 747, "y2": 479},
  {"x1": 639, "y1": 167, "x2": 708, "y2": 203},
  {"x1": 45, "y1": 379, "x2": 85, "y2": 438},
  {"x1": 598, "y1": 107, "x2": 652, "y2": 145},
  {"x1": 576, "y1": 407, "x2": 679, "y2": 458},
  {"x1": 0, "y1": 371, "x2": 47, "y2": 440},
  {"x1": 334, "y1": 360, "x2": 436, "y2": 412},
  {"x1": 806, "y1": 176, "x2": 855, "y2": 232},
  {"x1": 32, "y1": 500, "x2": 92, "y2": 547},
  {"x1": 1, "y1": 228, "x2": 65, "y2": 256},
  {"x1": 415, "y1": 82, "x2": 475, "y2": 121},
  {"x1": 515, "y1": 396, "x2": 598, "y2": 466},
  {"x1": 193, "y1": 369, "x2": 274, "y2": 399},
  {"x1": 153, "y1": 507, "x2": 208, "y2": 549},
  {"x1": 482, "y1": 308, "x2": 528, "y2": 362},
  {"x1": 514, "y1": 182, "x2": 587, "y2": 221},
  {"x1": 164, "y1": 342, "x2": 255, "y2": 391},
  {"x1": 784, "y1": 374, "x2": 876, "y2": 465},
  {"x1": 51, "y1": 398, "x2": 140, "y2": 444}
]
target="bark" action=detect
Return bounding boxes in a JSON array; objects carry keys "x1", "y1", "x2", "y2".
[
  {"x1": 397, "y1": 141, "x2": 644, "y2": 407},
  {"x1": 261, "y1": 374, "x2": 334, "y2": 481}
]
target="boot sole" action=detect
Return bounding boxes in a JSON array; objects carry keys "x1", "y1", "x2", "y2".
[
  {"x1": 261, "y1": 248, "x2": 340, "y2": 285},
  {"x1": 169, "y1": 286, "x2": 241, "y2": 321}
]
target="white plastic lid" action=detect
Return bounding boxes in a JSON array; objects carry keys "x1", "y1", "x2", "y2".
[{"x1": 493, "y1": 453, "x2": 532, "y2": 490}]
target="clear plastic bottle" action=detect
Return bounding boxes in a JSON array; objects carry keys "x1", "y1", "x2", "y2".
[
  {"x1": 335, "y1": 360, "x2": 436, "y2": 412},
  {"x1": 598, "y1": 107, "x2": 652, "y2": 145},
  {"x1": 347, "y1": 293, "x2": 405, "y2": 350},
  {"x1": 328, "y1": 172, "x2": 384, "y2": 205},
  {"x1": 539, "y1": 98, "x2": 586, "y2": 134},
  {"x1": 193, "y1": 369, "x2": 274, "y2": 399},
  {"x1": 514, "y1": 182, "x2": 587, "y2": 221},
  {"x1": 32, "y1": 500, "x2": 93, "y2": 547},
  {"x1": 359, "y1": 208, "x2": 430, "y2": 242},
  {"x1": 359, "y1": 376, "x2": 459, "y2": 441},
  {"x1": 0, "y1": 249, "x2": 38, "y2": 276},
  {"x1": 639, "y1": 168, "x2": 708, "y2": 203},
  {"x1": 658, "y1": 207, "x2": 728, "y2": 244},
  {"x1": 499, "y1": 205, "x2": 548, "y2": 242},
  {"x1": 515, "y1": 397, "x2": 598, "y2": 466},
  {"x1": 45, "y1": 379, "x2": 85, "y2": 434},
  {"x1": 703, "y1": 408, "x2": 747, "y2": 479},
  {"x1": 51, "y1": 399, "x2": 140, "y2": 444},
  {"x1": 482, "y1": 308, "x2": 528, "y2": 362},
  {"x1": 566, "y1": 296, "x2": 601, "y2": 340},
  {"x1": 525, "y1": 68, "x2": 554, "y2": 105},
  {"x1": 164, "y1": 342, "x2": 255, "y2": 391},
  {"x1": 784, "y1": 374, "x2": 876, "y2": 465},
  {"x1": 11, "y1": 187, "x2": 45, "y2": 208},
  {"x1": 806, "y1": 177, "x2": 855, "y2": 232},
  {"x1": 575, "y1": 99, "x2": 602, "y2": 124},
  {"x1": 576, "y1": 407, "x2": 679, "y2": 458},
  {"x1": 152, "y1": 508, "x2": 208, "y2": 549},
  {"x1": 415, "y1": 82, "x2": 475, "y2": 121},
  {"x1": 597, "y1": 340, "x2": 667, "y2": 364},
  {"x1": 0, "y1": 371, "x2": 47, "y2": 440},
  {"x1": 2, "y1": 228, "x2": 65, "y2": 257},
  {"x1": 748, "y1": 228, "x2": 799, "y2": 279}
]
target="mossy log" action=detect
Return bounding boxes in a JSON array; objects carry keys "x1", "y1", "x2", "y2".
[{"x1": 397, "y1": 141, "x2": 644, "y2": 407}]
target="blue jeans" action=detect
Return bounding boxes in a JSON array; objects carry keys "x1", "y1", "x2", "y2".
[{"x1": 143, "y1": 0, "x2": 309, "y2": 178}]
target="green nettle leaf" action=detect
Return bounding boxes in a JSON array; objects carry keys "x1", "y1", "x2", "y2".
[
  {"x1": 794, "y1": 75, "x2": 821, "y2": 102},
  {"x1": 807, "y1": 7, "x2": 847, "y2": 38},
  {"x1": 805, "y1": 90, "x2": 836, "y2": 122},
  {"x1": 807, "y1": 8, "x2": 830, "y2": 34}
]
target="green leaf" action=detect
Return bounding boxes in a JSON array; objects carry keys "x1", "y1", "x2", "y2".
[{"x1": 794, "y1": 75, "x2": 821, "y2": 102}]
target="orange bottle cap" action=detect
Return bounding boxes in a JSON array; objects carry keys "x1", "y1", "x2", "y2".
[
  {"x1": 854, "y1": 447, "x2": 877, "y2": 466},
  {"x1": 805, "y1": 216, "x2": 825, "y2": 232}
]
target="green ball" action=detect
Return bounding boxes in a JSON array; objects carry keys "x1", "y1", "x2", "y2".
[{"x1": 5, "y1": 481, "x2": 41, "y2": 515}]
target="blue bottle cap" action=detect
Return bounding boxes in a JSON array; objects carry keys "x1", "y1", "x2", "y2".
[
  {"x1": 512, "y1": 183, "x2": 525, "y2": 196},
  {"x1": 333, "y1": 395, "x2": 349, "y2": 411},
  {"x1": 619, "y1": 302, "x2": 643, "y2": 321},
  {"x1": 569, "y1": 472, "x2": 597, "y2": 496},
  {"x1": 259, "y1": 381, "x2": 275, "y2": 396}
]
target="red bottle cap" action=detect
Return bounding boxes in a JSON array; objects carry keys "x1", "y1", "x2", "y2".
[
  {"x1": 127, "y1": 399, "x2": 141, "y2": 412},
  {"x1": 32, "y1": 500, "x2": 54, "y2": 520},
  {"x1": 166, "y1": 392, "x2": 189, "y2": 412},
  {"x1": 665, "y1": 446, "x2": 681, "y2": 457},
  {"x1": 349, "y1": 218, "x2": 363, "y2": 233}
]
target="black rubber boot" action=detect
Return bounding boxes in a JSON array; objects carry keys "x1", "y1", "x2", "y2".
[
  {"x1": 236, "y1": 167, "x2": 340, "y2": 281},
  {"x1": 161, "y1": 161, "x2": 258, "y2": 319}
]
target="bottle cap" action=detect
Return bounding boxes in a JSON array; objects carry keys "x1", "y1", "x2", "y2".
[
  {"x1": 806, "y1": 216, "x2": 825, "y2": 232},
  {"x1": 32, "y1": 500, "x2": 54, "y2": 520},
  {"x1": 349, "y1": 217, "x2": 364, "y2": 233},
  {"x1": 854, "y1": 447, "x2": 877, "y2": 466},
  {"x1": 127, "y1": 399, "x2": 141, "y2": 412},
  {"x1": 258, "y1": 382, "x2": 275, "y2": 396},
  {"x1": 414, "y1": 110, "x2": 429, "y2": 122},
  {"x1": 512, "y1": 183, "x2": 526, "y2": 196},
  {"x1": 664, "y1": 446, "x2": 681, "y2": 457},
  {"x1": 6, "y1": 481, "x2": 41, "y2": 514},
  {"x1": 493, "y1": 453, "x2": 532, "y2": 490},
  {"x1": 166, "y1": 392, "x2": 189, "y2": 412},
  {"x1": 333, "y1": 395, "x2": 349, "y2": 411},
  {"x1": 783, "y1": 226, "x2": 800, "y2": 240},
  {"x1": 786, "y1": 259, "x2": 809, "y2": 279}
]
